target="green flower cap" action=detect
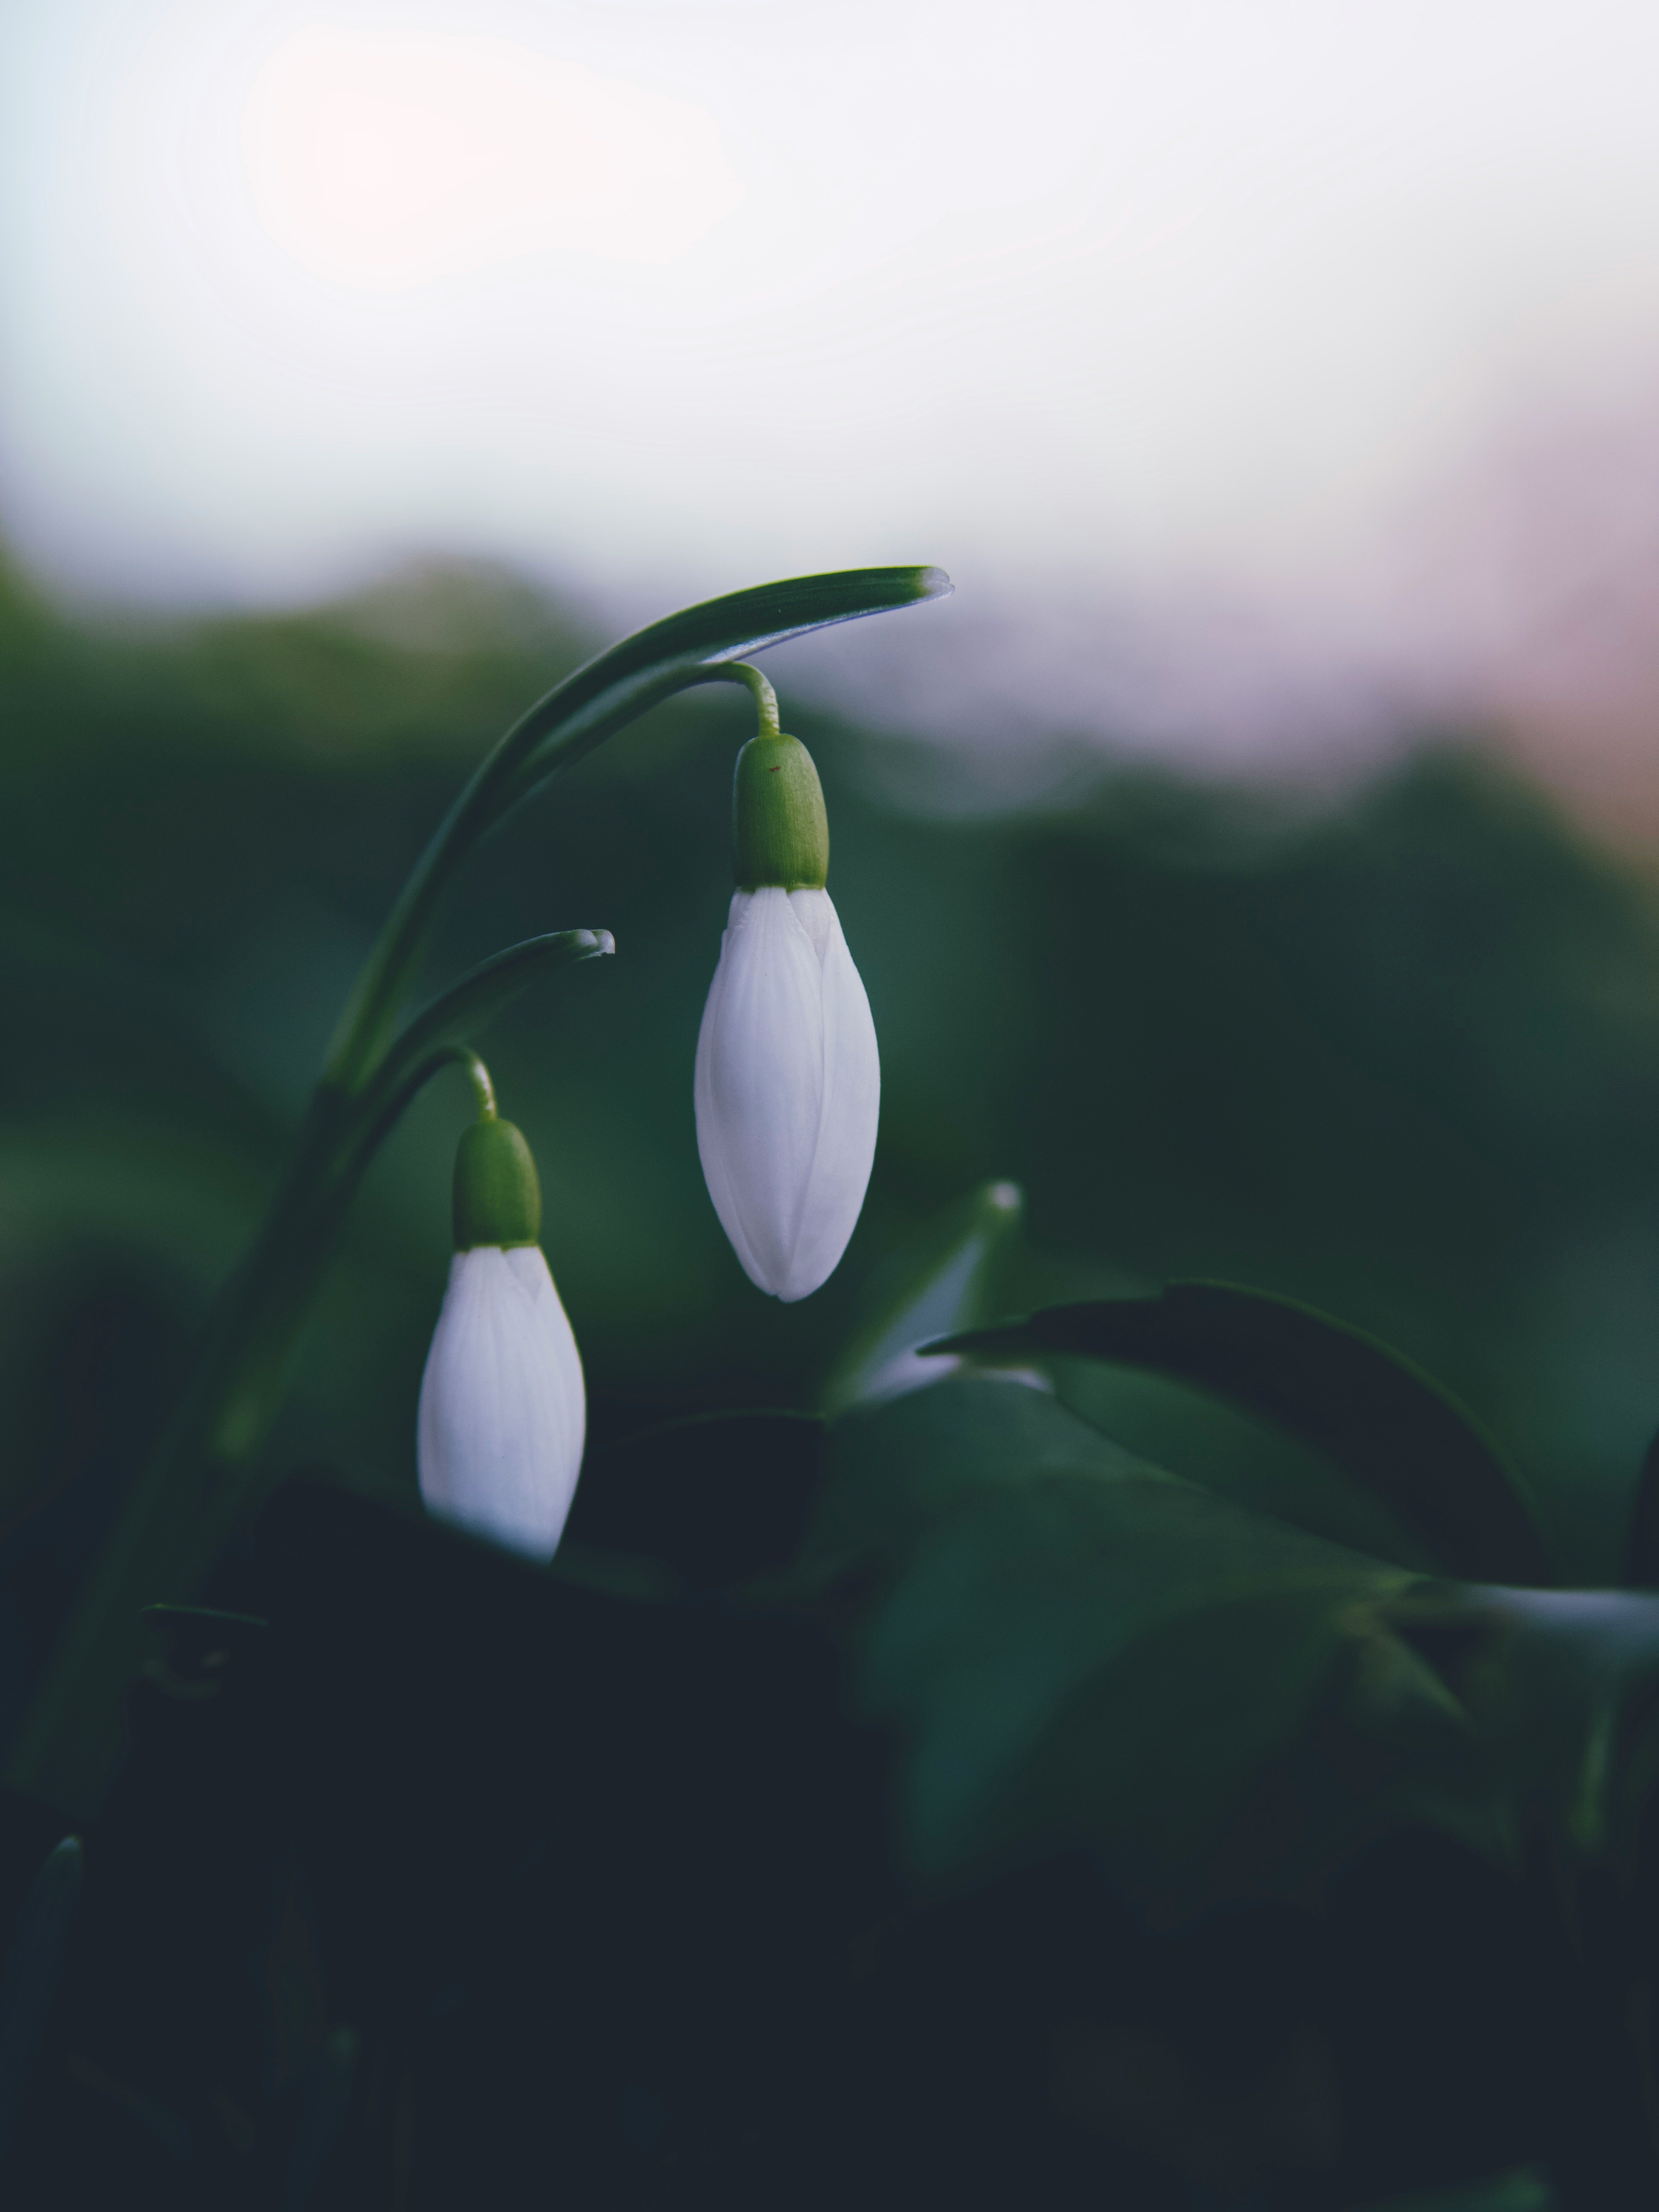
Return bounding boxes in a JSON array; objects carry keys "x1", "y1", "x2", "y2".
[
  {"x1": 452, "y1": 1117, "x2": 541, "y2": 1250},
  {"x1": 731, "y1": 731, "x2": 830, "y2": 891}
]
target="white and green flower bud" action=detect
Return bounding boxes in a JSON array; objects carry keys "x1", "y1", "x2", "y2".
[
  {"x1": 696, "y1": 718, "x2": 879, "y2": 1302},
  {"x1": 417, "y1": 1113, "x2": 585, "y2": 1560}
]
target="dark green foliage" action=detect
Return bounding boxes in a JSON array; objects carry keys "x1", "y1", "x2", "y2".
[
  {"x1": 810, "y1": 1377, "x2": 1419, "y2": 1892},
  {"x1": 935, "y1": 1286, "x2": 1550, "y2": 1581},
  {"x1": 800, "y1": 1344, "x2": 1659, "y2": 1904},
  {"x1": 10, "y1": 558, "x2": 1659, "y2": 2198},
  {"x1": 798, "y1": 1240, "x2": 1659, "y2": 1935}
]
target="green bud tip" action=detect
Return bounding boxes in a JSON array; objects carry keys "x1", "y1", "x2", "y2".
[
  {"x1": 452, "y1": 1117, "x2": 541, "y2": 1250},
  {"x1": 731, "y1": 731, "x2": 830, "y2": 892}
]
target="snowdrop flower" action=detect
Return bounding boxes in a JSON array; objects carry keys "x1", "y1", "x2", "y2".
[
  {"x1": 417, "y1": 1113, "x2": 584, "y2": 1560},
  {"x1": 695, "y1": 716, "x2": 879, "y2": 1301}
]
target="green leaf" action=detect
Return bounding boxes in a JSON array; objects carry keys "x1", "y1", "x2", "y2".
[
  {"x1": 1049, "y1": 1358, "x2": 1446, "y2": 1573},
  {"x1": 805, "y1": 1371, "x2": 1171, "y2": 1595},
  {"x1": 367, "y1": 929, "x2": 615, "y2": 1103},
  {"x1": 864, "y1": 1475, "x2": 1412, "y2": 1885},
  {"x1": 832, "y1": 1380, "x2": 1442, "y2": 1884},
  {"x1": 818, "y1": 1180, "x2": 1025, "y2": 1417},
  {"x1": 811, "y1": 1376, "x2": 1659, "y2": 1903},
  {"x1": 812, "y1": 1377, "x2": 1451, "y2": 1900},
  {"x1": 338, "y1": 928, "x2": 618, "y2": 1206},
  {"x1": 506, "y1": 565, "x2": 954, "y2": 797},
  {"x1": 931, "y1": 1286, "x2": 1551, "y2": 1586}
]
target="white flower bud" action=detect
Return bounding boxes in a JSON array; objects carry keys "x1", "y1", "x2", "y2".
[
  {"x1": 694, "y1": 885, "x2": 879, "y2": 1302},
  {"x1": 416, "y1": 1117, "x2": 585, "y2": 1561}
]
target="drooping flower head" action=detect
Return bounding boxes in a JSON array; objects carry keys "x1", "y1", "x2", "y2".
[
  {"x1": 695, "y1": 708, "x2": 879, "y2": 1301},
  {"x1": 417, "y1": 1112, "x2": 585, "y2": 1559}
]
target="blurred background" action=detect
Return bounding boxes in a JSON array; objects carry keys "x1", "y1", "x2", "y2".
[{"x1": 5, "y1": 0, "x2": 1659, "y2": 1723}]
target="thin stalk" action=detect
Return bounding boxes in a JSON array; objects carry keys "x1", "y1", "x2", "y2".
[
  {"x1": 462, "y1": 1052, "x2": 497, "y2": 1121},
  {"x1": 701, "y1": 663, "x2": 780, "y2": 739}
]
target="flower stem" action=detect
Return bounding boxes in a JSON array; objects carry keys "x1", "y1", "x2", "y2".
[
  {"x1": 459, "y1": 1048, "x2": 497, "y2": 1121},
  {"x1": 699, "y1": 662, "x2": 781, "y2": 740}
]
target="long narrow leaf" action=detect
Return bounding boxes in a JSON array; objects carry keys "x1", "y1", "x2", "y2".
[{"x1": 506, "y1": 566, "x2": 954, "y2": 795}]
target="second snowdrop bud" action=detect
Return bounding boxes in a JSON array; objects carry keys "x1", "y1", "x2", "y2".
[{"x1": 417, "y1": 1114, "x2": 585, "y2": 1561}]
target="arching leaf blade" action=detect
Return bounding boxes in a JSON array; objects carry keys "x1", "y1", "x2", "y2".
[
  {"x1": 369, "y1": 929, "x2": 614, "y2": 1097},
  {"x1": 931, "y1": 1284, "x2": 1552, "y2": 1586},
  {"x1": 507, "y1": 565, "x2": 953, "y2": 793}
]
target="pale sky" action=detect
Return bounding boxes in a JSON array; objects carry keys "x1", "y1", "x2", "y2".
[{"x1": 4, "y1": 0, "x2": 1659, "y2": 797}]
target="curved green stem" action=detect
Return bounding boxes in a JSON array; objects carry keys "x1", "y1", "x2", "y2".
[
  {"x1": 696, "y1": 662, "x2": 781, "y2": 739},
  {"x1": 462, "y1": 1050, "x2": 496, "y2": 1121},
  {"x1": 355, "y1": 1045, "x2": 495, "y2": 1181}
]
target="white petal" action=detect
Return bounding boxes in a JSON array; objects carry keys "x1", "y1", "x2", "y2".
[
  {"x1": 779, "y1": 890, "x2": 880, "y2": 1301},
  {"x1": 694, "y1": 888, "x2": 827, "y2": 1295},
  {"x1": 693, "y1": 901, "x2": 761, "y2": 1283},
  {"x1": 504, "y1": 1243, "x2": 586, "y2": 1508},
  {"x1": 416, "y1": 1244, "x2": 586, "y2": 1560}
]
